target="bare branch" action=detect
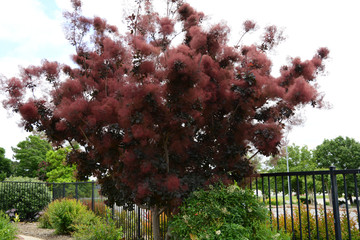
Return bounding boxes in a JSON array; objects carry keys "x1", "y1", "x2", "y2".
[{"x1": 248, "y1": 150, "x2": 260, "y2": 161}]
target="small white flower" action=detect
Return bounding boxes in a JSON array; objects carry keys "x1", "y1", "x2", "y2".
[
  {"x1": 215, "y1": 230, "x2": 221, "y2": 235},
  {"x1": 273, "y1": 233, "x2": 280, "y2": 239},
  {"x1": 183, "y1": 215, "x2": 189, "y2": 223},
  {"x1": 221, "y1": 207, "x2": 230, "y2": 214},
  {"x1": 227, "y1": 185, "x2": 236, "y2": 193}
]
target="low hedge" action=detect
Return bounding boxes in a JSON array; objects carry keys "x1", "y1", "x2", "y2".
[{"x1": 0, "y1": 177, "x2": 51, "y2": 220}]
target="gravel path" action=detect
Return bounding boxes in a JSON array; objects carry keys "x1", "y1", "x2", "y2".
[{"x1": 15, "y1": 222, "x2": 73, "y2": 240}]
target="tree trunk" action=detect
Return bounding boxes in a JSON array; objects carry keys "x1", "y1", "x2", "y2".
[
  {"x1": 349, "y1": 194, "x2": 353, "y2": 205},
  {"x1": 165, "y1": 225, "x2": 172, "y2": 240},
  {"x1": 308, "y1": 191, "x2": 314, "y2": 204},
  {"x1": 151, "y1": 205, "x2": 161, "y2": 240},
  {"x1": 327, "y1": 185, "x2": 333, "y2": 207}
]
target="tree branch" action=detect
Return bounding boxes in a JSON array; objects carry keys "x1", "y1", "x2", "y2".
[
  {"x1": 248, "y1": 150, "x2": 260, "y2": 161},
  {"x1": 68, "y1": 140, "x2": 77, "y2": 151},
  {"x1": 79, "y1": 126, "x2": 91, "y2": 144},
  {"x1": 163, "y1": 133, "x2": 170, "y2": 173},
  {"x1": 235, "y1": 32, "x2": 247, "y2": 49}
]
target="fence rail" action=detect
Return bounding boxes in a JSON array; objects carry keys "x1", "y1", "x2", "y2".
[{"x1": 2, "y1": 167, "x2": 360, "y2": 239}]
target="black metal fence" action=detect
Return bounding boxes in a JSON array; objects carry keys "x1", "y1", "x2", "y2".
[
  {"x1": 2, "y1": 167, "x2": 360, "y2": 240},
  {"x1": 250, "y1": 166, "x2": 360, "y2": 240},
  {"x1": 0, "y1": 181, "x2": 98, "y2": 216},
  {"x1": 114, "y1": 166, "x2": 360, "y2": 240},
  {"x1": 111, "y1": 205, "x2": 168, "y2": 240}
]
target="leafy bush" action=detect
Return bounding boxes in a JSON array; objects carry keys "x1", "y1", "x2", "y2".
[
  {"x1": 0, "y1": 211, "x2": 17, "y2": 240},
  {"x1": 73, "y1": 209, "x2": 123, "y2": 240},
  {"x1": 0, "y1": 177, "x2": 51, "y2": 220},
  {"x1": 274, "y1": 204, "x2": 360, "y2": 239},
  {"x1": 169, "y1": 184, "x2": 290, "y2": 240},
  {"x1": 42, "y1": 198, "x2": 123, "y2": 239},
  {"x1": 0, "y1": 172, "x2": 6, "y2": 182},
  {"x1": 46, "y1": 198, "x2": 96, "y2": 234},
  {"x1": 38, "y1": 210, "x2": 52, "y2": 229}
]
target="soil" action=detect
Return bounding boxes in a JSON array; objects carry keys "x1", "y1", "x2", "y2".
[{"x1": 15, "y1": 222, "x2": 73, "y2": 240}]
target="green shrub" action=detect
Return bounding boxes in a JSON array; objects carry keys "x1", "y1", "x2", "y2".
[
  {"x1": 169, "y1": 184, "x2": 290, "y2": 240},
  {"x1": 46, "y1": 198, "x2": 96, "y2": 234},
  {"x1": 0, "y1": 211, "x2": 17, "y2": 240},
  {"x1": 38, "y1": 210, "x2": 52, "y2": 229},
  {"x1": 0, "y1": 177, "x2": 51, "y2": 220},
  {"x1": 73, "y1": 209, "x2": 123, "y2": 240}
]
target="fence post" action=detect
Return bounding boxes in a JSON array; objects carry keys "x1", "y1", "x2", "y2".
[
  {"x1": 52, "y1": 183, "x2": 55, "y2": 201},
  {"x1": 91, "y1": 181, "x2": 95, "y2": 211},
  {"x1": 330, "y1": 166, "x2": 342, "y2": 240},
  {"x1": 137, "y1": 206, "x2": 141, "y2": 240},
  {"x1": 75, "y1": 182, "x2": 78, "y2": 200},
  {"x1": 62, "y1": 183, "x2": 65, "y2": 198}
]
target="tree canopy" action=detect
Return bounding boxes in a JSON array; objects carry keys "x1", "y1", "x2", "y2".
[
  {"x1": 267, "y1": 144, "x2": 315, "y2": 173},
  {"x1": 45, "y1": 147, "x2": 77, "y2": 183},
  {"x1": 1, "y1": 1, "x2": 328, "y2": 238},
  {"x1": 314, "y1": 136, "x2": 360, "y2": 170},
  {"x1": 12, "y1": 135, "x2": 52, "y2": 178},
  {"x1": 0, "y1": 147, "x2": 12, "y2": 181}
]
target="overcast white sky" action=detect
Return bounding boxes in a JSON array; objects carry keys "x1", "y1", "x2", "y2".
[{"x1": 0, "y1": 0, "x2": 359, "y2": 159}]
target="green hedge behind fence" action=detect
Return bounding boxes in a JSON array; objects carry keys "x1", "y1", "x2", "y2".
[{"x1": 0, "y1": 180, "x2": 51, "y2": 220}]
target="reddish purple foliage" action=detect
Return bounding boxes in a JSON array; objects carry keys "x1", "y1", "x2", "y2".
[
  {"x1": 19, "y1": 101, "x2": 39, "y2": 122},
  {"x1": 244, "y1": 20, "x2": 256, "y2": 32},
  {"x1": 159, "y1": 17, "x2": 174, "y2": 35},
  {"x1": 1, "y1": 0, "x2": 328, "y2": 218}
]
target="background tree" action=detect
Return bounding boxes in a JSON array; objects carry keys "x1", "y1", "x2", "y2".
[
  {"x1": 314, "y1": 136, "x2": 360, "y2": 169},
  {"x1": 12, "y1": 135, "x2": 52, "y2": 178},
  {"x1": 0, "y1": 147, "x2": 12, "y2": 181},
  {"x1": 265, "y1": 145, "x2": 321, "y2": 203},
  {"x1": 45, "y1": 147, "x2": 77, "y2": 183},
  {"x1": 0, "y1": 1, "x2": 328, "y2": 238},
  {"x1": 267, "y1": 144, "x2": 315, "y2": 173},
  {"x1": 314, "y1": 136, "x2": 360, "y2": 204}
]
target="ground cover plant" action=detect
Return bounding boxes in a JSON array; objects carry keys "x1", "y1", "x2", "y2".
[
  {"x1": 0, "y1": 0, "x2": 329, "y2": 238},
  {"x1": 169, "y1": 184, "x2": 290, "y2": 239},
  {"x1": 0, "y1": 211, "x2": 18, "y2": 240},
  {"x1": 0, "y1": 176, "x2": 51, "y2": 221}
]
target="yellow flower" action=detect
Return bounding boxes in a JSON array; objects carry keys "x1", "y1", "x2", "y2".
[{"x1": 14, "y1": 213, "x2": 20, "y2": 223}]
